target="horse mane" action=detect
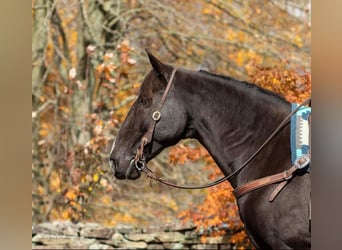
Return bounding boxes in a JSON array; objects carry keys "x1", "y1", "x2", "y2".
[{"x1": 198, "y1": 69, "x2": 288, "y2": 104}]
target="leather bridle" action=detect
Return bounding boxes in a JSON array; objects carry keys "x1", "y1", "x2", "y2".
[
  {"x1": 132, "y1": 67, "x2": 311, "y2": 200},
  {"x1": 133, "y1": 68, "x2": 177, "y2": 171}
]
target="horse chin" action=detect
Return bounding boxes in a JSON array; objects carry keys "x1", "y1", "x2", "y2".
[
  {"x1": 114, "y1": 169, "x2": 141, "y2": 180},
  {"x1": 126, "y1": 168, "x2": 141, "y2": 180}
]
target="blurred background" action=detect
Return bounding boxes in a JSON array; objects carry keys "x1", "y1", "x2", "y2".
[{"x1": 32, "y1": 0, "x2": 310, "y2": 247}]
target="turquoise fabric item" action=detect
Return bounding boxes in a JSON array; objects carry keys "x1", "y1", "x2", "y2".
[{"x1": 290, "y1": 103, "x2": 311, "y2": 165}]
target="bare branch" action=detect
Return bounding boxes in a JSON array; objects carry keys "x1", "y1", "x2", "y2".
[
  {"x1": 79, "y1": 0, "x2": 104, "y2": 50},
  {"x1": 32, "y1": 99, "x2": 57, "y2": 119}
]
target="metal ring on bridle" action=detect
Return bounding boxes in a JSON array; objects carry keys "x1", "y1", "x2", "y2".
[
  {"x1": 152, "y1": 111, "x2": 161, "y2": 121},
  {"x1": 134, "y1": 159, "x2": 146, "y2": 171}
]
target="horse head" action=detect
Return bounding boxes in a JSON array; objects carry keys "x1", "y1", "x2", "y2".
[{"x1": 109, "y1": 50, "x2": 189, "y2": 179}]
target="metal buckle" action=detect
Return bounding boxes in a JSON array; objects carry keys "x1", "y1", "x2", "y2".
[
  {"x1": 294, "y1": 154, "x2": 310, "y2": 170},
  {"x1": 135, "y1": 159, "x2": 146, "y2": 171},
  {"x1": 152, "y1": 111, "x2": 161, "y2": 121}
]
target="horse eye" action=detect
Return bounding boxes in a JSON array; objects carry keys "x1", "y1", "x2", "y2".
[{"x1": 138, "y1": 97, "x2": 151, "y2": 108}]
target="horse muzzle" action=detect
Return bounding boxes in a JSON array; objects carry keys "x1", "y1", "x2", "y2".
[
  {"x1": 109, "y1": 137, "x2": 148, "y2": 180},
  {"x1": 109, "y1": 157, "x2": 141, "y2": 180}
]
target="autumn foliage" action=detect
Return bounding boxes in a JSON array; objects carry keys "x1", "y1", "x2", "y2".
[
  {"x1": 32, "y1": 40, "x2": 138, "y2": 222},
  {"x1": 248, "y1": 59, "x2": 311, "y2": 103},
  {"x1": 170, "y1": 144, "x2": 251, "y2": 248}
]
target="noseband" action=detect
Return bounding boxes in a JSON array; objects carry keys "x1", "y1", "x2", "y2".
[{"x1": 133, "y1": 68, "x2": 177, "y2": 171}]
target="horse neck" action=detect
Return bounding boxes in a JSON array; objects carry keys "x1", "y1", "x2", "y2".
[{"x1": 177, "y1": 70, "x2": 291, "y2": 187}]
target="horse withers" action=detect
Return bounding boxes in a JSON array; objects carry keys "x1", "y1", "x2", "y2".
[{"x1": 109, "y1": 50, "x2": 311, "y2": 249}]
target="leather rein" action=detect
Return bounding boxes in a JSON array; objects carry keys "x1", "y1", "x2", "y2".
[{"x1": 133, "y1": 68, "x2": 311, "y2": 200}]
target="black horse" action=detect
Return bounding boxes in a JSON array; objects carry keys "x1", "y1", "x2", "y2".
[{"x1": 109, "y1": 50, "x2": 311, "y2": 249}]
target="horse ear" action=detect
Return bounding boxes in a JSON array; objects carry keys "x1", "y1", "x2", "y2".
[{"x1": 145, "y1": 48, "x2": 169, "y2": 79}]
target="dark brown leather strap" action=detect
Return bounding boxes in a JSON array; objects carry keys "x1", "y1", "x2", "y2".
[
  {"x1": 135, "y1": 68, "x2": 177, "y2": 164},
  {"x1": 233, "y1": 155, "x2": 310, "y2": 200},
  {"x1": 233, "y1": 166, "x2": 296, "y2": 199},
  {"x1": 269, "y1": 180, "x2": 288, "y2": 202},
  {"x1": 142, "y1": 68, "x2": 177, "y2": 144}
]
